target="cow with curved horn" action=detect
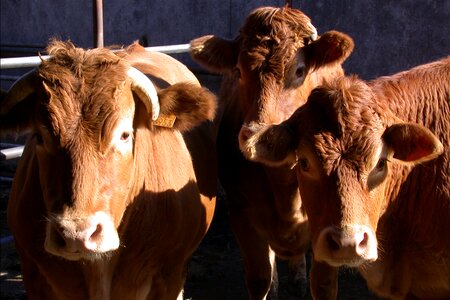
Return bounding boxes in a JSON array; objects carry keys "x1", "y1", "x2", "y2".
[
  {"x1": 190, "y1": 6, "x2": 354, "y2": 299},
  {"x1": 1, "y1": 40, "x2": 217, "y2": 299}
]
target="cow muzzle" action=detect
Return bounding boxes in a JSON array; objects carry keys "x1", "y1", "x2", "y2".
[
  {"x1": 313, "y1": 225, "x2": 378, "y2": 267},
  {"x1": 238, "y1": 122, "x2": 266, "y2": 160},
  {"x1": 45, "y1": 211, "x2": 120, "y2": 261}
]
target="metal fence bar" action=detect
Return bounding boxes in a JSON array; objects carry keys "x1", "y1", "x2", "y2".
[
  {"x1": 0, "y1": 177, "x2": 14, "y2": 183},
  {"x1": 144, "y1": 43, "x2": 190, "y2": 54},
  {"x1": 0, "y1": 55, "x2": 50, "y2": 69},
  {"x1": 0, "y1": 44, "x2": 190, "y2": 69},
  {"x1": 0, "y1": 146, "x2": 25, "y2": 161}
]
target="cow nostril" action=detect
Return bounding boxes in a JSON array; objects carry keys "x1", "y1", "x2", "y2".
[
  {"x1": 357, "y1": 232, "x2": 369, "y2": 250},
  {"x1": 240, "y1": 127, "x2": 253, "y2": 142},
  {"x1": 53, "y1": 227, "x2": 67, "y2": 248},
  {"x1": 326, "y1": 231, "x2": 341, "y2": 251},
  {"x1": 89, "y1": 224, "x2": 103, "y2": 242}
]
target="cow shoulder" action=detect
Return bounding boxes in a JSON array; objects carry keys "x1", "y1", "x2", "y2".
[{"x1": 121, "y1": 41, "x2": 199, "y2": 86}]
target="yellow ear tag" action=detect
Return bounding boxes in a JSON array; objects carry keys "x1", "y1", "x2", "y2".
[{"x1": 153, "y1": 114, "x2": 177, "y2": 128}]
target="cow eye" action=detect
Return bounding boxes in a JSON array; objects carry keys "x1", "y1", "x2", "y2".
[
  {"x1": 34, "y1": 133, "x2": 44, "y2": 145},
  {"x1": 120, "y1": 132, "x2": 132, "y2": 142},
  {"x1": 298, "y1": 158, "x2": 310, "y2": 172},
  {"x1": 376, "y1": 158, "x2": 388, "y2": 171},
  {"x1": 295, "y1": 66, "x2": 306, "y2": 78}
]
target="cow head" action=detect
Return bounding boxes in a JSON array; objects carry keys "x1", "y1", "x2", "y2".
[
  {"x1": 242, "y1": 76, "x2": 443, "y2": 267},
  {"x1": 190, "y1": 6, "x2": 353, "y2": 155},
  {"x1": 1, "y1": 40, "x2": 216, "y2": 261}
]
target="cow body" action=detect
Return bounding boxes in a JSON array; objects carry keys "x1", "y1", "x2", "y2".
[
  {"x1": 190, "y1": 6, "x2": 353, "y2": 299},
  {"x1": 243, "y1": 56, "x2": 450, "y2": 299},
  {"x1": 2, "y1": 41, "x2": 217, "y2": 300}
]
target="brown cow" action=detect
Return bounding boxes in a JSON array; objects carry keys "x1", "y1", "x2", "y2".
[
  {"x1": 1, "y1": 40, "x2": 217, "y2": 299},
  {"x1": 190, "y1": 6, "x2": 354, "y2": 299},
  {"x1": 242, "y1": 56, "x2": 450, "y2": 299}
]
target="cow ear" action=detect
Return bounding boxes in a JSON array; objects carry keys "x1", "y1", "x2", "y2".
[
  {"x1": 0, "y1": 91, "x2": 37, "y2": 137},
  {"x1": 156, "y1": 82, "x2": 217, "y2": 132},
  {"x1": 245, "y1": 123, "x2": 298, "y2": 167},
  {"x1": 383, "y1": 123, "x2": 444, "y2": 163},
  {"x1": 190, "y1": 35, "x2": 239, "y2": 74},
  {"x1": 305, "y1": 30, "x2": 354, "y2": 69},
  {"x1": 0, "y1": 70, "x2": 41, "y2": 135}
]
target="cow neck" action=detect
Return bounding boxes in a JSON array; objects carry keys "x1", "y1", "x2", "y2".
[
  {"x1": 135, "y1": 127, "x2": 194, "y2": 194},
  {"x1": 265, "y1": 165, "x2": 305, "y2": 222}
]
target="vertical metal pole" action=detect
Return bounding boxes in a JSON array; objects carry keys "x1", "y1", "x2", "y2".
[{"x1": 93, "y1": 0, "x2": 104, "y2": 48}]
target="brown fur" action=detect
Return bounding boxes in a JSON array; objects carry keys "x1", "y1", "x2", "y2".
[
  {"x1": 38, "y1": 40, "x2": 128, "y2": 151},
  {"x1": 3, "y1": 40, "x2": 217, "y2": 299},
  {"x1": 249, "y1": 56, "x2": 450, "y2": 298},
  {"x1": 190, "y1": 6, "x2": 354, "y2": 299},
  {"x1": 158, "y1": 82, "x2": 217, "y2": 132}
]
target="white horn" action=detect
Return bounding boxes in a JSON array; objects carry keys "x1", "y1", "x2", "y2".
[
  {"x1": 307, "y1": 22, "x2": 318, "y2": 41},
  {"x1": 127, "y1": 67, "x2": 160, "y2": 121}
]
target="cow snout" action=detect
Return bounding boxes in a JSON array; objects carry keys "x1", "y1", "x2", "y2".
[
  {"x1": 314, "y1": 226, "x2": 377, "y2": 267},
  {"x1": 239, "y1": 124, "x2": 257, "y2": 143},
  {"x1": 45, "y1": 211, "x2": 120, "y2": 260},
  {"x1": 239, "y1": 123, "x2": 265, "y2": 160}
]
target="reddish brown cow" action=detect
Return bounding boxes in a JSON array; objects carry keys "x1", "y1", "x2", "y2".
[
  {"x1": 190, "y1": 6, "x2": 353, "y2": 299},
  {"x1": 242, "y1": 56, "x2": 450, "y2": 299},
  {"x1": 1, "y1": 40, "x2": 217, "y2": 299}
]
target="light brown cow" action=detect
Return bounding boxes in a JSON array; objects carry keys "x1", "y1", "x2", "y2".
[
  {"x1": 190, "y1": 6, "x2": 354, "y2": 299},
  {"x1": 242, "y1": 56, "x2": 450, "y2": 299},
  {"x1": 1, "y1": 40, "x2": 217, "y2": 300}
]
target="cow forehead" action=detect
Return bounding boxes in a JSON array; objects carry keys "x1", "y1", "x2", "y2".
[
  {"x1": 301, "y1": 77, "x2": 387, "y2": 176},
  {"x1": 45, "y1": 84, "x2": 133, "y2": 149},
  {"x1": 240, "y1": 7, "x2": 313, "y2": 44},
  {"x1": 38, "y1": 51, "x2": 134, "y2": 150},
  {"x1": 239, "y1": 38, "x2": 302, "y2": 79},
  {"x1": 238, "y1": 7, "x2": 313, "y2": 73},
  {"x1": 311, "y1": 129, "x2": 383, "y2": 177}
]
